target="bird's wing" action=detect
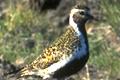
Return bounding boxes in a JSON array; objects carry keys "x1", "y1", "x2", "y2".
[
  {"x1": 16, "y1": 27, "x2": 81, "y2": 78},
  {"x1": 30, "y1": 27, "x2": 80, "y2": 69}
]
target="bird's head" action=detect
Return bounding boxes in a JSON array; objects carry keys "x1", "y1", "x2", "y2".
[{"x1": 69, "y1": 5, "x2": 94, "y2": 26}]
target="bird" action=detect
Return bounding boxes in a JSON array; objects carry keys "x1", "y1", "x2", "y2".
[{"x1": 7, "y1": 4, "x2": 94, "y2": 80}]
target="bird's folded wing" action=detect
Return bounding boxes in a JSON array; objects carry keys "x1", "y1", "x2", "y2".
[{"x1": 30, "y1": 27, "x2": 80, "y2": 69}]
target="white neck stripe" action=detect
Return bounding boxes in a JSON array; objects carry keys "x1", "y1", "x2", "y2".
[{"x1": 69, "y1": 15, "x2": 81, "y2": 36}]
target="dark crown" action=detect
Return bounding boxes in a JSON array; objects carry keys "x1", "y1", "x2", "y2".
[{"x1": 74, "y1": 4, "x2": 90, "y2": 11}]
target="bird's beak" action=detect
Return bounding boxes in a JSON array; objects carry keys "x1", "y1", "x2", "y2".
[
  {"x1": 86, "y1": 11, "x2": 99, "y2": 21},
  {"x1": 86, "y1": 12, "x2": 94, "y2": 20}
]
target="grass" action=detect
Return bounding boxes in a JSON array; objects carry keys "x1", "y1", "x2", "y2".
[
  {"x1": 0, "y1": 0, "x2": 120, "y2": 79},
  {"x1": 100, "y1": 0, "x2": 120, "y2": 35},
  {"x1": 0, "y1": 2, "x2": 50, "y2": 63},
  {"x1": 88, "y1": 0, "x2": 120, "y2": 79}
]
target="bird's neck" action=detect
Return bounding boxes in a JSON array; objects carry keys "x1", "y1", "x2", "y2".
[
  {"x1": 69, "y1": 16, "x2": 89, "y2": 50},
  {"x1": 77, "y1": 24, "x2": 88, "y2": 48},
  {"x1": 69, "y1": 16, "x2": 87, "y2": 38},
  {"x1": 69, "y1": 16, "x2": 80, "y2": 36}
]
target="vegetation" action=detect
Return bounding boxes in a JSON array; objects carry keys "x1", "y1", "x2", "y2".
[
  {"x1": 88, "y1": 0, "x2": 120, "y2": 79},
  {"x1": 0, "y1": 0, "x2": 120, "y2": 79},
  {"x1": 101, "y1": 0, "x2": 120, "y2": 35}
]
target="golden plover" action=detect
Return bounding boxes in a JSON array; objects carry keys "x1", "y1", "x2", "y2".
[{"x1": 8, "y1": 4, "x2": 94, "y2": 80}]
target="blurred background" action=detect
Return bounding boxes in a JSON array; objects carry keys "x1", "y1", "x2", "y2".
[{"x1": 0, "y1": 0, "x2": 120, "y2": 80}]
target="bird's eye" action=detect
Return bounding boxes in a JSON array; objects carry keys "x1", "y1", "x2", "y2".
[{"x1": 80, "y1": 11, "x2": 85, "y2": 15}]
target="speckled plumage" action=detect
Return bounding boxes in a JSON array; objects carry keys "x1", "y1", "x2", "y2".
[
  {"x1": 19, "y1": 27, "x2": 82, "y2": 77},
  {"x1": 32, "y1": 27, "x2": 81, "y2": 69}
]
